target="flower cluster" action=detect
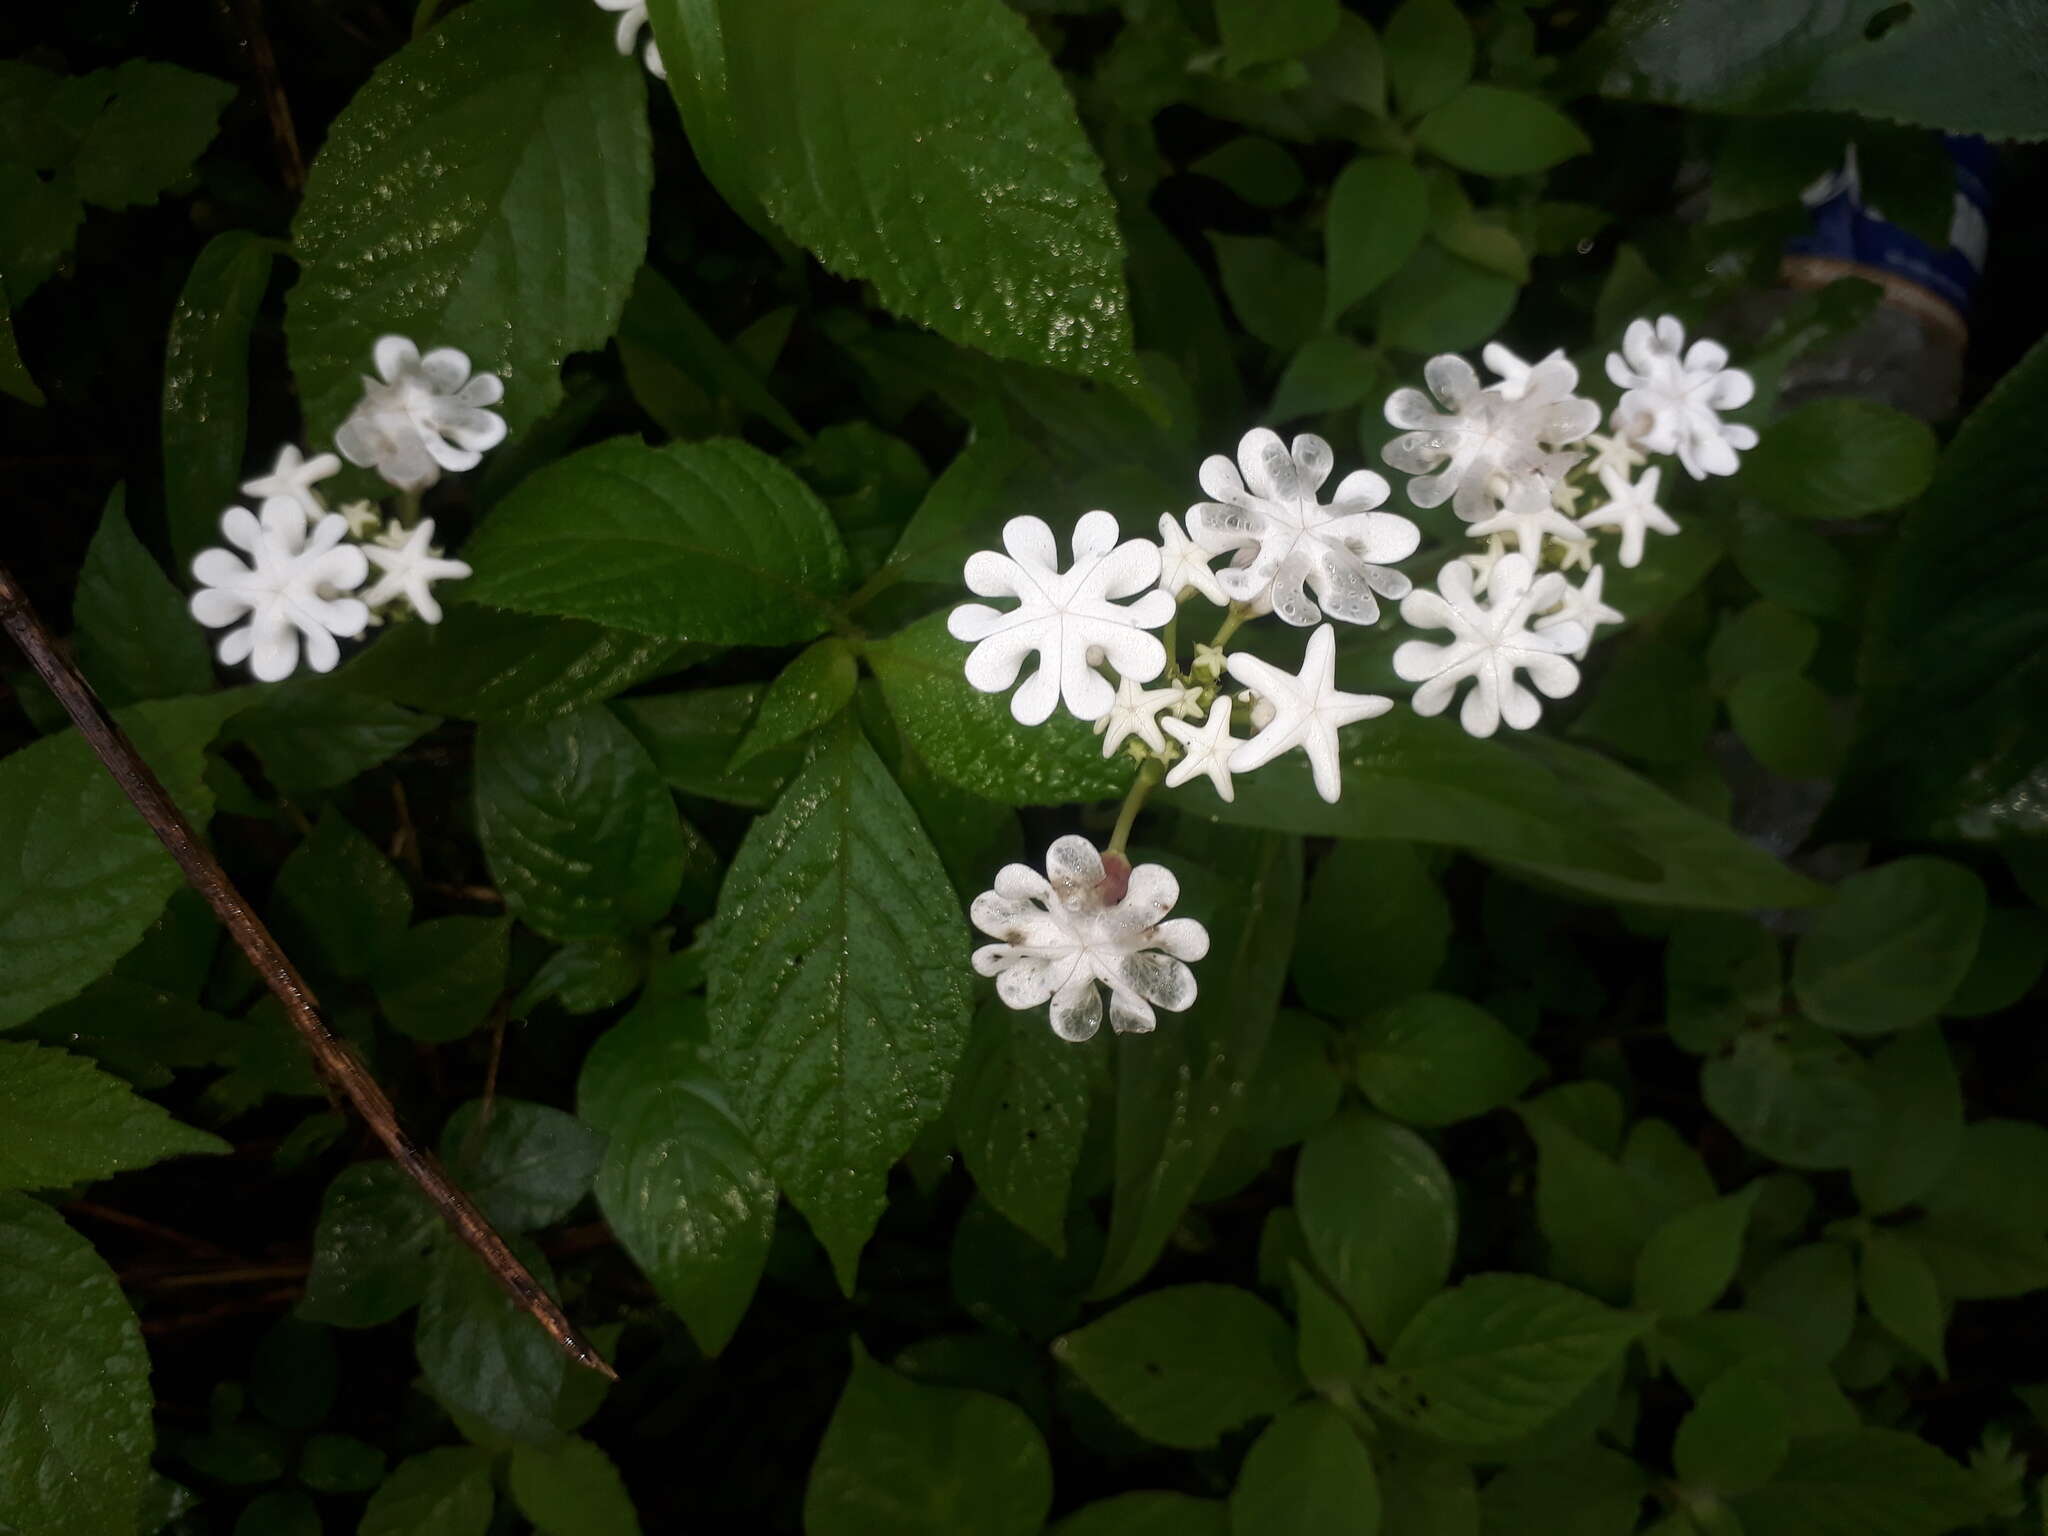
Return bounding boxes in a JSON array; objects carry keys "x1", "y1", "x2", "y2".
[
  {"x1": 959, "y1": 314, "x2": 1755, "y2": 1039},
  {"x1": 187, "y1": 336, "x2": 501, "y2": 682}
]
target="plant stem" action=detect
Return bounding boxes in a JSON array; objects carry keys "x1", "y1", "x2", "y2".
[
  {"x1": 1105, "y1": 758, "x2": 1165, "y2": 858},
  {"x1": 1209, "y1": 602, "x2": 1254, "y2": 653},
  {"x1": 1161, "y1": 611, "x2": 1180, "y2": 679},
  {"x1": 0, "y1": 562, "x2": 613, "y2": 1381}
]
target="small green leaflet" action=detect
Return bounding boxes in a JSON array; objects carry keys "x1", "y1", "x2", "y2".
[
  {"x1": 508, "y1": 1437, "x2": 643, "y2": 1536},
  {"x1": 359, "y1": 1447, "x2": 495, "y2": 1536},
  {"x1": 0, "y1": 1041, "x2": 225, "y2": 1191}
]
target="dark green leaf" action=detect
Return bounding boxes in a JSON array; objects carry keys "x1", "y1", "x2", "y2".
[
  {"x1": 1861, "y1": 1231, "x2": 1946, "y2": 1375},
  {"x1": 269, "y1": 813, "x2": 412, "y2": 983},
  {"x1": 1727, "y1": 672, "x2": 1842, "y2": 780},
  {"x1": 1190, "y1": 137, "x2": 1305, "y2": 208},
  {"x1": 287, "y1": 0, "x2": 651, "y2": 445},
  {"x1": 1217, "y1": 0, "x2": 1340, "y2": 69},
  {"x1": 298, "y1": 1433, "x2": 387, "y2": 1495},
  {"x1": 1730, "y1": 1430, "x2": 1989, "y2": 1536},
  {"x1": 1351, "y1": 993, "x2": 1543, "y2": 1127},
  {"x1": 359, "y1": 1447, "x2": 495, "y2": 1536},
  {"x1": 162, "y1": 231, "x2": 275, "y2": 564},
  {"x1": 415, "y1": 1237, "x2": 564, "y2": 1445},
  {"x1": 731, "y1": 638, "x2": 857, "y2": 769},
  {"x1": 1053, "y1": 1493, "x2": 1229, "y2": 1536},
  {"x1": 1793, "y1": 858, "x2": 1986, "y2": 1035},
  {"x1": 1666, "y1": 914, "x2": 1781, "y2": 1055},
  {"x1": 1291, "y1": 1262, "x2": 1369, "y2": 1391},
  {"x1": 1851, "y1": 1027, "x2": 1961, "y2": 1213},
  {"x1": 1708, "y1": 116, "x2": 1851, "y2": 224},
  {"x1": 1747, "y1": 1243, "x2": 1857, "y2": 1365},
  {"x1": 1676, "y1": 1368, "x2": 1789, "y2": 1495},
  {"x1": 70, "y1": 61, "x2": 232, "y2": 209},
  {"x1": 1297, "y1": 1110, "x2": 1455, "y2": 1348},
  {"x1": 377, "y1": 918, "x2": 510, "y2": 1044},
  {"x1": 440, "y1": 1099, "x2": 604, "y2": 1233},
  {"x1": 706, "y1": 722, "x2": 970, "y2": 1291},
  {"x1": 1229, "y1": 1401, "x2": 1380, "y2": 1536},
  {"x1": 0, "y1": 1040, "x2": 225, "y2": 1190},
  {"x1": 1414, "y1": 85, "x2": 1590, "y2": 175},
  {"x1": 953, "y1": 998, "x2": 1098, "y2": 1255},
  {"x1": 1293, "y1": 842, "x2": 1448, "y2": 1019},
  {"x1": 1209, "y1": 233, "x2": 1326, "y2": 350},
  {"x1": 950, "y1": 1196, "x2": 1099, "y2": 1340},
  {"x1": 0, "y1": 296, "x2": 40, "y2": 406},
  {"x1": 1945, "y1": 908, "x2": 2048, "y2": 1017},
  {"x1": 249, "y1": 1318, "x2": 337, "y2": 1430},
  {"x1": 1744, "y1": 398, "x2": 1937, "y2": 521},
  {"x1": 1372, "y1": 246, "x2": 1517, "y2": 354},
  {"x1": 1732, "y1": 513, "x2": 1853, "y2": 619},
  {"x1": 1711, "y1": 602, "x2": 1817, "y2": 695},
  {"x1": 1384, "y1": 0, "x2": 1474, "y2": 118},
  {"x1": 1914, "y1": 1120, "x2": 2048, "y2": 1300},
  {"x1": 224, "y1": 677, "x2": 436, "y2": 795},
  {"x1": 1323, "y1": 155, "x2": 1429, "y2": 323},
  {"x1": 616, "y1": 266, "x2": 806, "y2": 444},
  {"x1": 1702, "y1": 1023, "x2": 1879, "y2": 1170},
  {"x1": 72, "y1": 490, "x2": 213, "y2": 705},
  {"x1": 515, "y1": 936, "x2": 646, "y2": 1017},
  {"x1": 233, "y1": 1490, "x2": 319, "y2": 1536},
  {"x1": 1518, "y1": 1088, "x2": 1657, "y2": 1300},
  {"x1": 1479, "y1": 1443, "x2": 1649, "y2": 1536},
  {"x1": 1269, "y1": 335, "x2": 1389, "y2": 422},
  {"x1": 615, "y1": 685, "x2": 808, "y2": 810},
  {"x1": 298, "y1": 1163, "x2": 438, "y2": 1328},
  {"x1": 508, "y1": 1437, "x2": 642, "y2": 1536},
  {"x1": 1634, "y1": 1185, "x2": 1758, "y2": 1317}
]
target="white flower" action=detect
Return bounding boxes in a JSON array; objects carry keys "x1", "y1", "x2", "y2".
[
  {"x1": 1549, "y1": 475, "x2": 1585, "y2": 516},
  {"x1": 1225, "y1": 625, "x2": 1391, "y2": 803},
  {"x1": 241, "y1": 444, "x2": 340, "y2": 531},
  {"x1": 1394, "y1": 554, "x2": 1586, "y2": 737},
  {"x1": 950, "y1": 513, "x2": 1175, "y2": 726},
  {"x1": 970, "y1": 836, "x2": 1210, "y2": 1041},
  {"x1": 189, "y1": 500, "x2": 369, "y2": 682},
  {"x1": 1536, "y1": 565, "x2": 1624, "y2": 660},
  {"x1": 1094, "y1": 673, "x2": 1183, "y2": 758},
  {"x1": 1578, "y1": 463, "x2": 1679, "y2": 569},
  {"x1": 1236, "y1": 689, "x2": 1276, "y2": 730},
  {"x1": 1481, "y1": 343, "x2": 1567, "y2": 402},
  {"x1": 1605, "y1": 315, "x2": 1758, "y2": 480},
  {"x1": 1583, "y1": 429, "x2": 1648, "y2": 481},
  {"x1": 1383, "y1": 353, "x2": 1602, "y2": 521},
  {"x1": 1462, "y1": 532, "x2": 1510, "y2": 593},
  {"x1": 591, "y1": 0, "x2": 667, "y2": 78},
  {"x1": 1156, "y1": 512, "x2": 1228, "y2": 607},
  {"x1": 338, "y1": 500, "x2": 383, "y2": 540},
  {"x1": 1556, "y1": 535, "x2": 1597, "y2": 573},
  {"x1": 1187, "y1": 429, "x2": 1419, "y2": 628},
  {"x1": 1465, "y1": 474, "x2": 1587, "y2": 560},
  {"x1": 335, "y1": 336, "x2": 507, "y2": 493},
  {"x1": 360, "y1": 518, "x2": 472, "y2": 625},
  {"x1": 1161, "y1": 697, "x2": 1240, "y2": 801}
]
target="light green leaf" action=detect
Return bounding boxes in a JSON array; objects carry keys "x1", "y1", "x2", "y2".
[
  {"x1": 1362, "y1": 1274, "x2": 1650, "y2": 1445},
  {"x1": 1702, "y1": 1023, "x2": 1879, "y2": 1170},
  {"x1": 415, "y1": 1237, "x2": 564, "y2": 1446},
  {"x1": 1794, "y1": 858, "x2": 1986, "y2": 1035},
  {"x1": 1861, "y1": 1231, "x2": 1947, "y2": 1376},
  {"x1": 1675, "y1": 1368, "x2": 1790, "y2": 1495},
  {"x1": 1210, "y1": 233, "x2": 1326, "y2": 350},
  {"x1": 0, "y1": 1192, "x2": 154, "y2": 1536},
  {"x1": 162, "y1": 231, "x2": 275, "y2": 563},
  {"x1": 72, "y1": 489, "x2": 213, "y2": 705},
  {"x1": 1634, "y1": 1184, "x2": 1759, "y2": 1318},
  {"x1": 1054, "y1": 1284, "x2": 1301, "y2": 1449},
  {"x1": 298, "y1": 1163, "x2": 437, "y2": 1328},
  {"x1": 374, "y1": 918, "x2": 509, "y2": 1044},
  {"x1": 806, "y1": 1345, "x2": 1052, "y2": 1536},
  {"x1": 1352, "y1": 993, "x2": 1543, "y2": 1127},
  {"x1": 1479, "y1": 1443, "x2": 1649, "y2": 1536},
  {"x1": 359, "y1": 1447, "x2": 494, "y2": 1536},
  {"x1": 1383, "y1": 0, "x2": 1473, "y2": 118},
  {"x1": 615, "y1": 685, "x2": 808, "y2": 810},
  {"x1": 706, "y1": 722, "x2": 970, "y2": 1291},
  {"x1": 462, "y1": 437, "x2": 850, "y2": 645},
  {"x1": 719, "y1": 0, "x2": 1135, "y2": 385},
  {"x1": 269, "y1": 812, "x2": 411, "y2": 983},
  {"x1": 1229, "y1": 1401, "x2": 1380, "y2": 1536},
  {"x1": 579, "y1": 993, "x2": 775, "y2": 1355},
  {"x1": 0, "y1": 1041, "x2": 224, "y2": 1191},
  {"x1": 1293, "y1": 842, "x2": 1448, "y2": 1019},
  {"x1": 1217, "y1": 0, "x2": 1340, "y2": 69},
  {"x1": 1852, "y1": 1027, "x2": 1962, "y2": 1213},
  {"x1": 1054, "y1": 1493, "x2": 1229, "y2": 1536},
  {"x1": 1323, "y1": 155, "x2": 1429, "y2": 323},
  {"x1": 731, "y1": 637, "x2": 857, "y2": 770},
  {"x1": 474, "y1": 706, "x2": 686, "y2": 941},
  {"x1": 508, "y1": 1437, "x2": 641, "y2": 1536},
  {"x1": 953, "y1": 998, "x2": 1097, "y2": 1256},
  {"x1": 1414, "y1": 85, "x2": 1590, "y2": 175},
  {"x1": 287, "y1": 0, "x2": 651, "y2": 445},
  {"x1": 1730, "y1": 1430, "x2": 1989, "y2": 1536},
  {"x1": 1745, "y1": 397, "x2": 1938, "y2": 521},
  {"x1": 439, "y1": 1099, "x2": 604, "y2": 1234},
  {"x1": 1297, "y1": 1110, "x2": 1455, "y2": 1348}
]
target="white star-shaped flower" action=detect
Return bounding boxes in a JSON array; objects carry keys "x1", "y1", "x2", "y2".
[
  {"x1": 1462, "y1": 532, "x2": 1510, "y2": 593},
  {"x1": 1225, "y1": 625, "x2": 1391, "y2": 803},
  {"x1": 1465, "y1": 475, "x2": 1587, "y2": 559},
  {"x1": 1549, "y1": 475, "x2": 1585, "y2": 516},
  {"x1": 591, "y1": 0, "x2": 667, "y2": 77},
  {"x1": 1383, "y1": 352, "x2": 1602, "y2": 521},
  {"x1": 1578, "y1": 463, "x2": 1679, "y2": 568},
  {"x1": 241, "y1": 444, "x2": 340, "y2": 532},
  {"x1": 360, "y1": 517, "x2": 472, "y2": 625},
  {"x1": 1605, "y1": 315, "x2": 1758, "y2": 480},
  {"x1": 1583, "y1": 429, "x2": 1648, "y2": 481},
  {"x1": 1481, "y1": 343, "x2": 1569, "y2": 403},
  {"x1": 971, "y1": 836, "x2": 1210, "y2": 1041},
  {"x1": 335, "y1": 336, "x2": 507, "y2": 493},
  {"x1": 949, "y1": 512, "x2": 1175, "y2": 725},
  {"x1": 1156, "y1": 512, "x2": 1228, "y2": 607},
  {"x1": 189, "y1": 499, "x2": 369, "y2": 682},
  {"x1": 1555, "y1": 535, "x2": 1597, "y2": 573},
  {"x1": 1394, "y1": 555, "x2": 1586, "y2": 737},
  {"x1": 1161, "y1": 697, "x2": 1240, "y2": 801},
  {"x1": 1535, "y1": 565, "x2": 1624, "y2": 660},
  {"x1": 1187, "y1": 429, "x2": 1419, "y2": 628},
  {"x1": 1094, "y1": 673, "x2": 1183, "y2": 758}
]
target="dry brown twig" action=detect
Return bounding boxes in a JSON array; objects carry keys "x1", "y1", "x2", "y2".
[{"x1": 0, "y1": 562, "x2": 614, "y2": 1381}]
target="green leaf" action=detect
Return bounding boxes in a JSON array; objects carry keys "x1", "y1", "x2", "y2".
[
  {"x1": 1352, "y1": 993, "x2": 1543, "y2": 1127},
  {"x1": 1946, "y1": 907, "x2": 2048, "y2": 1016},
  {"x1": 1744, "y1": 398, "x2": 1937, "y2": 521},
  {"x1": 1095, "y1": 831, "x2": 1301, "y2": 1295},
  {"x1": 1297, "y1": 1110, "x2": 1455, "y2": 1348},
  {"x1": 1362, "y1": 1274, "x2": 1650, "y2": 1445},
  {"x1": 1666, "y1": 914, "x2": 1781, "y2": 1054},
  {"x1": 1217, "y1": 0, "x2": 1340, "y2": 69},
  {"x1": 269, "y1": 812, "x2": 412, "y2": 982},
  {"x1": 1269, "y1": 335, "x2": 1389, "y2": 422},
  {"x1": 414, "y1": 1237, "x2": 565, "y2": 1446},
  {"x1": 223, "y1": 676, "x2": 436, "y2": 796},
  {"x1": 1732, "y1": 513, "x2": 1853, "y2": 619},
  {"x1": 1571, "y1": 638, "x2": 1715, "y2": 769},
  {"x1": 298, "y1": 1433, "x2": 388, "y2": 1495},
  {"x1": 1383, "y1": 0, "x2": 1473, "y2": 118},
  {"x1": 1915, "y1": 1119, "x2": 2048, "y2": 1299},
  {"x1": 515, "y1": 936, "x2": 646, "y2": 1017},
  {"x1": 233, "y1": 1490, "x2": 319, "y2": 1536},
  {"x1": 1852, "y1": 1027, "x2": 1962, "y2": 1213},
  {"x1": 0, "y1": 694, "x2": 237, "y2": 1031},
  {"x1": 721, "y1": 0, "x2": 1135, "y2": 384},
  {"x1": 1210, "y1": 233, "x2": 1326, "y2": 350},
  {"x1": 287, "y1": 0, "x2": 651, "y2": 446},
  {"x1": 1861, "y1": 1231, "x2": 1947, "y2": 1376},
  {"x1": 1702, "y1": 1023, "x2": 1878, "y2": 1170},
  {"x1": 1746, "y1": 1243, "x2": 1857, "y2": 1365},
  {"x1": 69, "y1": 60, "x2": 232, "y2": 209},
  {"x1": 1727, "y1": 672, "x2": 1842, "y2": 781},
  {"x1": 462, "y1": 437, "x2": 850, "y2": 644},
  {"x1": 579, "y1": 994, "x2": 775, "y2": 1355},
  {"x1": 1190, "y1": 137, "x2": 1305, "y2": 208},
  {"x1": 298, "y1": 1163, "x2": 437, "y2": 1328},
  {"x1": 475, "y1": 706, "x2": 685, "y2": 942},
  {"x1": 359, "y1": 1448, "x2": 495, "y2": 1536},
  {"x1": 341, "y1": 606, "x2": 688, "y2": 726},
  {"x1": 1518, "y1": 1089, "x2": 1658, "y2": 1300},
  {"x1": 867, "y1": 611, "x2": 1132, "y2": 806},
  {"x1": 250, "y1": 1318, "x2": 338, "y2": 1430},
  {"x1": 0, "y1": 1040, "x2": 224, "y2": 1190},
  {"x1": 1707, "y1": 115, "x2": 1851, "y2": 223},
  {"x1": 1793, "y1": 858, "x2": 1986, "y2": 1035},
  {"x1": 1371, "y1": 245, "x2": 1517, "y2": 354},
  {"x1": 1414, "y1": 85, "x2": 1590, "y2": 175},
  {"x1": 731, "y1": 638, "x2": 858, "y2": 769},
  {"x1": 1054, "y1": 1284, "x2": 1301, "y2": 1449},
  {"x1": 375, "y1": 917, "x2": 509, "y2": 1044},
  {"x1": 1479, "y1": 1443, "x2": 1649, "y2": 1536},
  {"x1": 162, "y1": 231, "x2": 275, "y2": 564},
  {"x1": 706, "y1": 722, "x2": 970, "y2": 1291},
  {"x1": 1291, "y1": 1261, "x2": 1369, "y2": 1391},
  {"x1": 1323, "y1": 155, "x2": 1429, "y2": 324},
  {"x1": 72, "y1": 489, "x2": 213, "y2": 705},
  {"x1": 806, "y1": 1345, "x2": 1052, "y2": 1536},
  {"x1": 641, "y1": 0, "x2": 762, "y2": 235},
  {"x1": 440, "y1": 1099, "x2": 604, "y2": 1234},
  {"x1": 1634, "y1": 1184, "x2": 1759, "y2": 1317},
  {"x1": 1229, "y1": 1401, "x2": 1380, "y2": 1536},
  {"x1": 0, "y1": 1192, "x2": 154, "y2": 1536},
  {"x1": 1675, "y1": 1368, "x2": 1790, "y2": 1495},
  {"x1": 1293, "y1": 842, "x2": 1448, "y2": 1019},
  {"x1": 508, "y1": 1437, "x2": 642, "y2": 1536},
  {"x1": 616, "y1": 684, "x2": 809, "y2": 810},
  {"x1": 1730, "y1": 1430, "x2": 1989, "y2": 1536},
  {"x1": 615, "y1": 266, "x2": 806, "y2": 445},
  {"x1": 0, "y1": 294, "x2": 41, "y2": 406},
  {"x1": 953, "y1": 997, "x2": 1097, "y2": 1255},
  {"x1": 1707, "y1": 603, "x2": 1818, "y2": 694},
  {"x1": 1588, "y1": 0, "x2": 2048, "y2": 141},
  {"x1": 1054, "y1": 1493, "x2": 1229, "y2": 1536}
]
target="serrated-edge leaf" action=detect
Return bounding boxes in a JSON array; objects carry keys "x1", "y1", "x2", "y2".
[
  {"x1": 163, "y1": 230, "x2": 276, "y2": 563},
  {"x1": 0, "y1": 1040, "x2": 225, "y2": 1191}
]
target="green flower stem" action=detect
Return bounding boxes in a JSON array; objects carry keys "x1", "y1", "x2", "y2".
[
  {"x1": 1209, "y1": 601, "x2": 1254, "y2": 653},
  {"x1": 396, "y1": 488, "x2": 422, "y2": 528},
  {"x1": 1162, "y1": 611, "x2": 1180, "y2": 679},
  {"x1": 1105, "y1": 757, "x2": 1165, "y2": 858}
]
